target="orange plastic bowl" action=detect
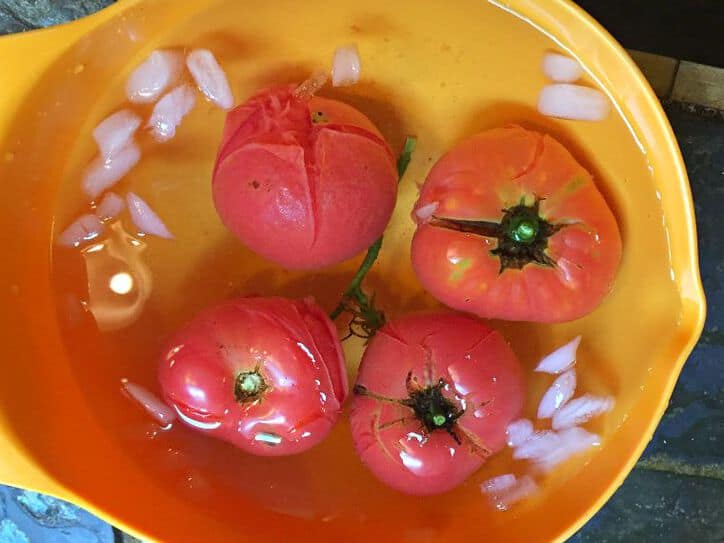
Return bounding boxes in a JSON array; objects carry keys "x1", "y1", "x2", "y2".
[{"x1": 0, "y1": 0, "x2": 705, "y2": 541}]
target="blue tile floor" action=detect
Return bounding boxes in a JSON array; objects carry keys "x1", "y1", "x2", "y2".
[{"x1": 0, "y1": 487, "x2": 114, "y2": 543}]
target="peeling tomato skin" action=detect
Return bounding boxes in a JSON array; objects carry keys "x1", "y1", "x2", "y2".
[
  {"x1": 350, "y1": 312, "x2": 524, "y2": 495},
  {"x1": 212, "y1": 86, "x2": 398, "y2": 270},
  {"x1": 411, "y1": 125, "x2": 622, "y2": 323},
  {"x1": 158, "y1": 296, "x2": 348, "y2": 456}
]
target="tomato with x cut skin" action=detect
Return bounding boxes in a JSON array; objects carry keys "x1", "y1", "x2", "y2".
[
  {"x1": 411, "y1": 124, "x2": 622, "y2": 322},
  {"x1": 212, "y1": 85, "x2": 398, "y2": 270},
  {"x1": 350, "y1": 312, "x2": 524, "y2": 495}
]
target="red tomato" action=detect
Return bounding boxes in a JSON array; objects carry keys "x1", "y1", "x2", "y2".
[
  {"x1": 212, "y1": 85, "x2": 398, "y2": 269},
  {"x1": 411, "y1": 125, "x2": 622, "y2": 322},
  {"x1": 350, "y1": 312, "x2": 524, "y2": 495},
  {"x1": 158, "y1": 296, "x2": 348, "y2": 456}
]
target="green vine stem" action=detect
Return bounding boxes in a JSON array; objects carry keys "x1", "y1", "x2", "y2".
[{"x1": 330, "y1": 136, "x2": 417, "y2": 339}]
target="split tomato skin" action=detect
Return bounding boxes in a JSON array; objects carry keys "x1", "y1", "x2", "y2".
[
  {"x1": 158, "y1": 296, "x2": 348, "y2": 456},
  {"x1": 350, "y1": 312, "x2": 524, "y2": 495},
  {"x1": 212, "y1": 85, "x2": 398, "y2": 270},
  {"x1": 411, "y1": 125, "x2": 622, "y2": 323}
]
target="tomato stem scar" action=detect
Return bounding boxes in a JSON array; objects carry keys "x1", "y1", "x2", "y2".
[
  {"x1": 509, "y1": 216, "x2": 538, "y2": 243},
  {"x1": 311, "y1": 110, "x2": 329, "y2": 124},
  {"x1": 355, "y1": 371, "x2": 465, "y2": 444},
  {"x1": 234, "y1": 370, "x2": 267, "y2": 403},
  {"x1": 430, "y1": 198, "x2": 563, "y2": 273},
  {"x1": 330, "y1": 136, "x2": 417, "y2": 338},
  {"x1": 432, "y1": 414, "x2": 447, "y2": 426}
]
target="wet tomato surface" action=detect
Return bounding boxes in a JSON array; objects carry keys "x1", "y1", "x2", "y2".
[
  {"x1": 350, "y1": 312, "x2": 524, "y2": 495},
  {"x1": 158, "y1": 296, "x2": 348, "y2": 456},
  {"x1": 411, "y1": 125, "x2": 622, "y2": 322},
  {"x1": 212, "y1": 85, "x2": 398, "y2": 269}
]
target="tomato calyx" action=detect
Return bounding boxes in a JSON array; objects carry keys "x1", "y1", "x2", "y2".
[
  {"x1": 354, "y1": 371, "x2": 466, "y2": 444},
  {"x1": 429, "y1": 198, "x2": 564, "y2": 273},
  {"x1": 404, "y1": 372, "x2": 466, "y2": 442},
  {"x1": 234, "y1": 369, "x2": 268, "y2": 403}
]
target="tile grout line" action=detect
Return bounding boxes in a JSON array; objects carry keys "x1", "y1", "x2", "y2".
[
  {"x1": 667, "y1": 58, "x2": 681, "y2": 101},
  {"x1": 627, "y1": 49, "x2": 724, "y2": 113},
  {"x1": 636, "y1": 455, "x2": 724, "y2": 482}
]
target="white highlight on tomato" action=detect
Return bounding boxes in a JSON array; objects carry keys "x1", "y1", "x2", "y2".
[
  {"x1": 506, "y1": 418, "x2": 534, "y2": 448},
  {"x1": 186, "y1": 49, "x2": 234, "y2": 110},
  {"x1": 542, "y1": 52, "x2": 583, "y2": 83},
  {"x1": 126, "y1": 192, "x2": 174, "y2": 239},
  {"x1": 122, "y1": 380, "x2": 176, "y2": 426},
  {"x1": 56, "y1": 213, "x2": 105, "y2": 248},
  {"x1": 254, "y1": 432, "x2": 283, "y2": 446},
  {"x1": 95, "y1": 191, "x2": 125, "y2": 222},
  {"x1": 331, "y1": 44, "x2": 361, "y2": 87},
  {"x1": 535, "y1": 335, "x2": 581, "y2": 374},
  {"x1": 82, "y1": 142, "x2": 141, "y2": 200},
  {"x1": 538, "y1": 83, "x2": 610, "y2": 122},
  {"x1": 126, "y1": 50, "x2": 183, "y2": 103},
  {"x1": 172, "y1": 404, "x2": 221, "y2": 430},
  {"x1": 537, "y1": 369, "x2": 577, "y2": 419},
  {"x1": 399, "y1": 450, "x2": 425, "y2": 472},
  {"x1": 415, "y1": 201, "x2": 440, "y2": 223},
  {"x1": 552, "y1": 394, "x2": 615, "y2": 430},
  {"x1": 296, "y1": 342, "x2": 317, "y2": 364}
]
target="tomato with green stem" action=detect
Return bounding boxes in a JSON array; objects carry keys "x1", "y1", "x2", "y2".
[
  {"x1": 350, "y1": 312, "x2": 524, "y2": 495},
  {"x1": 411, "y1": 125, "x2": 622, "y2": 323}
]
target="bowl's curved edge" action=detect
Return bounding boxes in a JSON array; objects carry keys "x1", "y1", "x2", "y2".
[
  {"x1": 491, "y1": 1, "x2": 706, "y2": 541},
  {"x1": 0, "y1": 1, "x2": 166, "y2": 541}
]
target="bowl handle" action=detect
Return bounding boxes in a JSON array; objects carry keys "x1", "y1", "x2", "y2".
[
  {"x1": 0, "y1": 2, "x2": 131, "y2": 132},
  {"x1": 0, "y1": 421, "x2": 72, "y2": 499},
  {"x1": 0, "y1": 18, "x2": 116, "y2": 500}
]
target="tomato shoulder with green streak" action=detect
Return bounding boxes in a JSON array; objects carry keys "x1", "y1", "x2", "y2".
[{"x1": 411, "y1": 124, "x2": 622, "y2": 323}]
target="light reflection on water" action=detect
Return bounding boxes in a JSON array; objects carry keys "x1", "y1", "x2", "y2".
[{"x1": 81, "y1": 221, "x2": 152, "y2": 331}]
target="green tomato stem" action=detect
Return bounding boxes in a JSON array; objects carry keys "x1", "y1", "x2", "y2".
[
  {"x1": 396, "y1": 136, "x2": 417, "y2": 180},
  {"x1": 509, "y1": 216, "x2": 539, "y2": 243},
  {"x1": 329, "y1": 136, "x2": 417, "y2": 324},
  {"x1": 432, "y1": 414, "x2": 447, "y2": 427},
  {"x1": 329, "y1": 239, "x2": 381, "y2": 320},
  {"x1": 234, "y1": 370, "x2": 267, "y2": 403}
]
